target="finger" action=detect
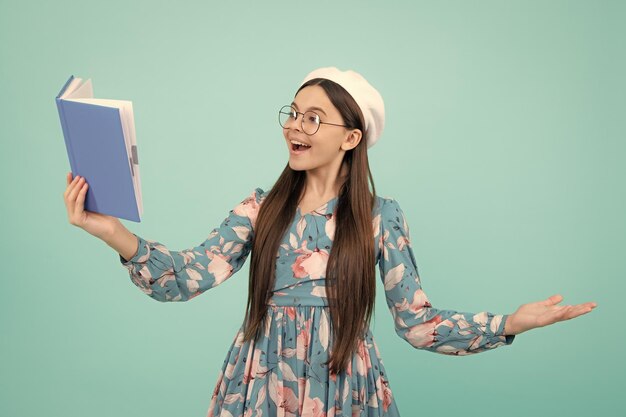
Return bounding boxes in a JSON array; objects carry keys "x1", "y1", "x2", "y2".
[
  {"x1": 543, "y1": 294, "x2": 564, "y2": 306},
  {"x1": 563, "y1": 306, "x2": 591, "y2": 320},
  {"x1": 74, "y1": 183, "x2": 87, "y2": 216},
  {"x1": 74, "y1": 181, "x2": 89, "y2": 213},
  {"x1": 68, "y1": 176, "x2": 85, "y2": 203},
  {"x1": 564, "y1": 302, "x2": 597, "y2": 315},
  {"x1": 64, "y1": 175, "x2": 81, "y2": 199},
  {"x1": 560, "y1": 304, "x2": 595, "y2": 321},
  {"x1": 66, "y1": 177, "x2": 84, "y2": 219},
  {"x1": 558, "y1": 301, "x2": 597, "y2": 318},
  {"x1": 573, "y1": 302, "x2": 597, "y2": 310},
  {"x1": 64, "y1": 175, "x2": 81, "y2": 219},
  {"x1": 76, "y1": 183, "x2": 89, "y2": 208}
]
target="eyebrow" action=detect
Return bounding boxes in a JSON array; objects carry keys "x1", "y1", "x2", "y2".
[{"x1": 291, "y1": 101, "x2": 327, "y2": 116}]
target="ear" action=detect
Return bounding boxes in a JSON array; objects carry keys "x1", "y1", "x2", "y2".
[{"x1": 341, "y1": 129, "x2": 362, "y2": 151}]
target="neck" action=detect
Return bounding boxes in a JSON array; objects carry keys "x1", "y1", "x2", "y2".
[{"x1": 303, "y1": 161, "x2": 348, "y2": 199}]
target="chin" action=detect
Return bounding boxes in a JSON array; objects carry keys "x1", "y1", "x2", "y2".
[{"x1": 287, "y1": 160, "x2": 308, "y2": 171}]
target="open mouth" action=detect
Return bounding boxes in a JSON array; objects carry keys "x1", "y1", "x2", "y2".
[{"x1": 291, "y1": 142, "x2": 312, "y2": 152}]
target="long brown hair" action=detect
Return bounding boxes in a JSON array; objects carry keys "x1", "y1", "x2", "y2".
[{"x1": 242, "y1": 78, "x2": 378, "y2": 375}]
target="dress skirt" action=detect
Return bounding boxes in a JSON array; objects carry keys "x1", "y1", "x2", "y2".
[{"x1": 206, "y1": 303, "x2": 400, "y2": 417}]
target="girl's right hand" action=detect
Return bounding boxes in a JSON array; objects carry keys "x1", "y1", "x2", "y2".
[{"x1": 63, "y1": 172, "x2": 120, "y2": 240}]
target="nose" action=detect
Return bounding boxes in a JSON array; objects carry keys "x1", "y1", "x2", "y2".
[{"x1": 284, "y1": 112, "x2": 302, "y2": 132}]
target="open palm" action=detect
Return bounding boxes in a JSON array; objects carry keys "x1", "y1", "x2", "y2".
[{"x1": 506, "y1": 294, "x2": 597, "y2": 335}]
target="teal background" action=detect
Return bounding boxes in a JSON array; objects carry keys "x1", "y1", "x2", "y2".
[{"x1": 1, "y1": 0, "x2": 623, "y2": 416}]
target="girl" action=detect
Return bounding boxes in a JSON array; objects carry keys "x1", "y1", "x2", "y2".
[{"x1": 63, "y1": 66, "x2": 597, "y2": 417}]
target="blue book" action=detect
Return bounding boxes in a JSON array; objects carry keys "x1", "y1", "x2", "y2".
[{"x1": 56, "y1": 75, "x2": 143, "y2": 222}]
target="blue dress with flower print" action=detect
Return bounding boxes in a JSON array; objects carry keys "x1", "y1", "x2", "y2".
[{"x1": 119, "y1": 187, "x2": 515, "y2": 417}]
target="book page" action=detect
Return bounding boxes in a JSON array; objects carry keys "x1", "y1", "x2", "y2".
[
  {"x1": 119, "y1": 101, "x2": 142, "y2": 216},
  {"x1": 60, "y1": 78, "x2": 82, "y2": 99},
  {"x1": 70, "y1": 78, "x2": 94, "y2": 99},
  {"x1": 68, "y1": 98, "x2": 124, "y2": 108},
  {"x1": 125, "y1": 102, "x2": 142, "y2": 216},
  {"x1": 60, "y1": 77, "x2": 91, "y2": 99}
]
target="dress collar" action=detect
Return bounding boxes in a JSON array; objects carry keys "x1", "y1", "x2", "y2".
[{"x1": 297, "y1": 195, "x2": 338, "y2": 217}]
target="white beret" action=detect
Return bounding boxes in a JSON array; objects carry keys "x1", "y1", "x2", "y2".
[{"x1": 300, "y1": 67, "x2": 385, "y2": 149}]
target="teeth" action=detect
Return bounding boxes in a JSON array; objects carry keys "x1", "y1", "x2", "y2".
[{"x1": 290, "y1": 140, "x2": 311, "y2": 147}]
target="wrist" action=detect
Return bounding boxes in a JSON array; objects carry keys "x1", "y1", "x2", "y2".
[
  {"x1": 101, "y1": 218, "x2": 122, "y2": 244},
  {"x1": 101, "y1": 218, "x2": 128, "y2": 249},
  {"x1": 504, "y1": 313, "x2": 516, "y2": 336}
]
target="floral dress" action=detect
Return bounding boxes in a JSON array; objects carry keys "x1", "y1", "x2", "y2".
[{"x1": 119, "y1": 187, "x2": 515, "y2": 417}]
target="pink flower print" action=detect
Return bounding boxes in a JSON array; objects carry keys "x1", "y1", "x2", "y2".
[
  {"x1": 234, "y1": 330, "x2": 245, "y2": 348},
  {"x1": 242, "y1": 345, "x2": 268, "y2": 385},
  {"x1": 223, "y1": 392, "x2": 245, "y2": 406},
  {"x1": 297, "y1": 376, "x2": 307, "y2": 413},
  {"x1": 282, "y1": 388, "x2": 300, "y2": 415},
  {"x1": 285, "y1": 306, "x2": 297, "y2": 321},
  {"x1": 355, "y1": 339, "x2": 372, "y2": 377},
  {"x1": 233, "y1": 190, "x2": 261, "y2": 228},
  {"x1": 204, "y1": 250, "x2": 235, "y2": 286},
  {"x1": 381, "y1": 377, "x2": 393, "y2": 412},
  {"x1": 292, "y1": 242, "x2": 330, "y2": 279},
  {"x1": 301, "y1": 396, "x2": 325, "y2": 417},
  {"x1": 374, "y1": 374, "x2": 393, "y2": 412},
  {"x1": 404, "y1": 315, "x2": 443, "y2": 348},
  {"x1": 296, "y1": 321, "x2": 312, "y2": 361},
  {"x1": 395, "y1": 234, "x2": 410, "y2": 251},
  {"x1": 395, "y1": 288, "x2": 432, "y2": 315},
  {"x1": 310, "y1": 284, "x2": 327, "y2": 299},
  {"x1": 269, "y1": 372, "x2": 299, "y2": 415}
]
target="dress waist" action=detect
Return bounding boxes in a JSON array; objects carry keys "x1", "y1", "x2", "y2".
[{"x1": 266, "y1": 278, "x2": 329, "y2": 307}]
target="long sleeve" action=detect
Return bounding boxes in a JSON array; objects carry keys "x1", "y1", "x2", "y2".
[
  {"x1": 377, "y1": 197, "x2": 515, "y2": 355},
  {"x1": 119, "y1": 187, "x2": 265, "y2": 302}
]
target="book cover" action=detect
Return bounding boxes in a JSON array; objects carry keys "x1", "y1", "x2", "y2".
[{"x1": 56, "y1": 75, "x2": 142, "y2": 222}]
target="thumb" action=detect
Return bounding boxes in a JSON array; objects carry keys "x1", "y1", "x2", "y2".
[{"x1": 543, "y1": 294, "x2": 563, "y2": 306}]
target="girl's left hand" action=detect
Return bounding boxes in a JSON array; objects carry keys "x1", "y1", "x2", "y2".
[{"x1": 505, "y1": 294, "x2": 597, "y2": 336}]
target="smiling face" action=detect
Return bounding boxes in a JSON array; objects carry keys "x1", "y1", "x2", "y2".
[{"x1": 283, "y1": 85, "x2": 362, "y2": 174}]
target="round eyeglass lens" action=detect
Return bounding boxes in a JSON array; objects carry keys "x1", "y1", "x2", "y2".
[
  {"x1": 279, "y1": 105, "x2": 295, "y2": 128},
  {"x1": 301, "y1": 111, "x2": 320, "y2": 135}
]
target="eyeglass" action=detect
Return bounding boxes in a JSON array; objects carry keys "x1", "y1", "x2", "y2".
[{"x1": 278, "y1": 105, "x2": 350, "y2": 135}]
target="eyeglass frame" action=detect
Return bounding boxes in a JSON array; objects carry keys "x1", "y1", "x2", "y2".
[{"x1": 278, "y1": 104, "x2": 351, "y2": 135}]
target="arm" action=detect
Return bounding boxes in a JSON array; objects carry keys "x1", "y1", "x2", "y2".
[
  {"x1": 114, "y1": 187, "x2": 265, "y2": 302},
  {"x1": 377, "y1": 197, "x2": 515, "y2": 355},
  {"x1": 104, "y1": 218, "x2": 141, "y2": 262}
]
